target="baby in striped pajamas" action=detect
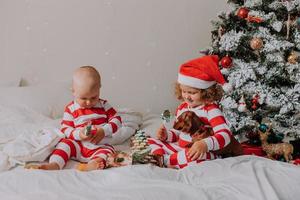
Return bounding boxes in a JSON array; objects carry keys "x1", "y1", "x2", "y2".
[
  {"x1": 148, "y1": 55, "x2": 233, "y2": 169},
  {"x1": 28, "y1": 66, "x2": 122, "y2": 171}
]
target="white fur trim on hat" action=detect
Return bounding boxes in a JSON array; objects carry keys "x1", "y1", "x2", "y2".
[
  {"x1": 178, "y1": 74, "x2": 216, "y2": 89},
  {"x1": 222, "y1": 82, "x2": 233, "y2": 93}
]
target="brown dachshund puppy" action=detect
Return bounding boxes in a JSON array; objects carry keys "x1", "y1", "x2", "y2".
[
  {"x1": 173, "y1": 111, "x2": 243, "y2": 157},
  {"x1": 173, "y1": 111, "x2": 213, "y2": 142}
]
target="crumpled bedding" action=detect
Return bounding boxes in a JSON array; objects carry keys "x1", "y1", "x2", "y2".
[
  {"x1": 0, "y1": 108, "x2": 143, "y2": 171},
  {"x1": 0, "y1": 156, "x2": 299, "y2": 200}
]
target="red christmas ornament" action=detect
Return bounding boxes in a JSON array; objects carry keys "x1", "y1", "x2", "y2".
[
  {"x1": 220, "y1": 56, "x2": 233, "y2": 68},
  {"x1": 252, "y1": 98, "x2": 258, "y2": 104},
  {"x1": 245, "y1": 131, "x2": 259, "y2": 140},
  {"x1": 237, "y1": 7, "x2": 249, "y2": 19},
  {"x1": 251, "y1": 94, "x2": 260, "y2": 110},
  {"x1": 251, "y1": 104, "x2": 257, "y2": 110}
]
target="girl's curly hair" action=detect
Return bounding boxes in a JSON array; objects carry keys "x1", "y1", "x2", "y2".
[{"x1": 175, "y1": 82, "x2": 224, "y2": 104}]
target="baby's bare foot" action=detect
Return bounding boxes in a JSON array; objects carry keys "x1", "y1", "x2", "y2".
[
  {"x1": 77, "y1": 158, "x2": 106, "y2": 171},
  {"x1": 25, "y1": 162, "x2": 60, "y2": 170}
]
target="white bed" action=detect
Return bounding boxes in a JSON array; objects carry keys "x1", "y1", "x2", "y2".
[
  {"x1": 0, "y1": 82, "x2": 300, "y2": 200},
  {"x1": 1, "y1": 155, "x2": 300, "y2": 200}
]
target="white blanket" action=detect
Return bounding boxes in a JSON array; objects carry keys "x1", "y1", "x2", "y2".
[
  {"x1": 0, "y1": 156, "x2": 299, "y2": 200},
  {"x1": 0, "y1": 108, "x2": 142, "y2": 172}
]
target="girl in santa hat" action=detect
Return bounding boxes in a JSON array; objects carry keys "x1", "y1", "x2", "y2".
[{"x1": 148, "y1": 55, "x2": 234, "y2": 169}]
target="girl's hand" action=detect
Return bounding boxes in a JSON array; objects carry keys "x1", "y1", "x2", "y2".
[
  {"x1": 156, "y1": 125, "x2": 167, "y2": 141},
  {"x1": 187, "y1": 140, "x2": 208, "y2": 161}
]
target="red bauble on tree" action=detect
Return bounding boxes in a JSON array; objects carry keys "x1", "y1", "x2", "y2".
[
  {"x1": 237, "y1": 7, "x2": 249, "y2": 19},
  {"x1": 220, "y1": 55, "x2": 233, "y2": 68},
  {"x1": 251, "y1": 94, "x2": 260, "y2": 110}
]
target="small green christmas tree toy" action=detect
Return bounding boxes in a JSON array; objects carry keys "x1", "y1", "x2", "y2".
[{"x1": 130, "y1": 130, "x2": 160, "y2": 165}]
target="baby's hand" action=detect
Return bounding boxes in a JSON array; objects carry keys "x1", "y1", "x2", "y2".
[
  {"x1": 79, "y1": 122, "x2": 93, "y2": 140},
  {"x1": 90, "y1": 128, "x2": 105, "y2": 144},
  {"x1": 187, "y1": 140, "x2": 208, "y2": 161},
  {"x1": 79, "y1": 128, "x2": 92, "y2": 140},
  {"x1": 156, "y1": 125, "x2": 167, "y2": 141}
]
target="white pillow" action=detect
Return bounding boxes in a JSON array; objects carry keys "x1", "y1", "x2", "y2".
[
  {"x1": 140, "y1": 113, "x2": 175, "y2": 138},
  {"x1": 100, "y1": 109, "x2": 143, "y2": 145},
  {"x1": 0, "y1": 82, "x2": 73, "y2": 119},
  {"x1": 140, "y1": 114, "x2": 161, "y2": 138},
  {"x1": 0, "y1": 104, "x2": 52, "y2": 125},
  {"x1": 0, "y1": 104, "x2": 59, "y2": 144}
]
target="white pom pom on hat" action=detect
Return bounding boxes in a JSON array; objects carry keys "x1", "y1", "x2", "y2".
[{"x1": 177, "y1": 55, "x2": 233, "y2": 93}]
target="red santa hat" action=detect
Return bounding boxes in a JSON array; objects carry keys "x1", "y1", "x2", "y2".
[{"x1": 177, "y1": 55, "x2": 232, "y2": 92}]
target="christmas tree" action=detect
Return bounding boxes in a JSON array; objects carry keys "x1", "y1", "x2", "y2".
[{"x1": 205, "y1": 0, "x2": 300, "y2": 140}]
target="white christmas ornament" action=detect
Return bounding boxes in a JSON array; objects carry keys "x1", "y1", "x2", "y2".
[
  {"x1": 238, "y1": 95, "x2": 247, "y2": 112},
  {"x1": 272, "y1": 21, "x2": 283, "y2": 32}
]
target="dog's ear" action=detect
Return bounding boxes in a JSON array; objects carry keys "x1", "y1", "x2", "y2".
[
  {"x1": 173, "y1": 111, "x2": 192, "y2": 132},
  {"x1": 173, "y1": 112, "x2": 185, "y2": 130},
  {"x1": 189, "y1": 112, "x2": 203, "y2": 134}
]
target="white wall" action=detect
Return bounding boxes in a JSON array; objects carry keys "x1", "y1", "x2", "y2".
[{"x1": 0, "y1": 0, "x2": 228, "y2": 114}]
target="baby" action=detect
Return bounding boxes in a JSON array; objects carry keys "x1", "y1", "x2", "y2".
[{"x1": 26, "y1": 66, "x2": 122, "y2": 171}]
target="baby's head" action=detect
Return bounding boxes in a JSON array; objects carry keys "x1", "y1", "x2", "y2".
[
  {"x1": 72, "y1": 66, "x2": 101, "y2": 108},
  {"x1": 176, "y1": 55, "x2": 231, "y2": 107}
]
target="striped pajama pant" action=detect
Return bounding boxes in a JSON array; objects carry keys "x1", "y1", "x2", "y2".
[
  {"x1": 147, "y1": 138, "x2": 218, "y2": 169},
  {"x1": 49, "y1": 138, "x2": 115, "y2": 169}
]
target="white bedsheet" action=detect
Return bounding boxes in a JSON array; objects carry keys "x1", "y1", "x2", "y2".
[{"x1": 0, "y1": 156, "x2": 299, "y2": 200}]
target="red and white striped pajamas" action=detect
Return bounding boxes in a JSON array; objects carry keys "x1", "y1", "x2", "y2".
[
  {"x1": 148, "y1": 102, "x2": 232, "y2": 169},
  {"x1": 50, "y1": 138, "x2": 115, "y2": 169},
  {"x1": 50, "y1": 99, "x2": 122, "y2": 169}
]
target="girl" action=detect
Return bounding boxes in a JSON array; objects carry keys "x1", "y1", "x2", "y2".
[{"x1": 147, "y1": 55, "x2": 233, "y2": 169}]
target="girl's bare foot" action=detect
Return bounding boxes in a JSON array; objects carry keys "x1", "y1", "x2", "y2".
[
  {"x1": 25, "y1": 162, "x2": 60, "y2": 170},
  {"x1": 77, "y1": 158, "x2": 106, "y2": 171}
]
